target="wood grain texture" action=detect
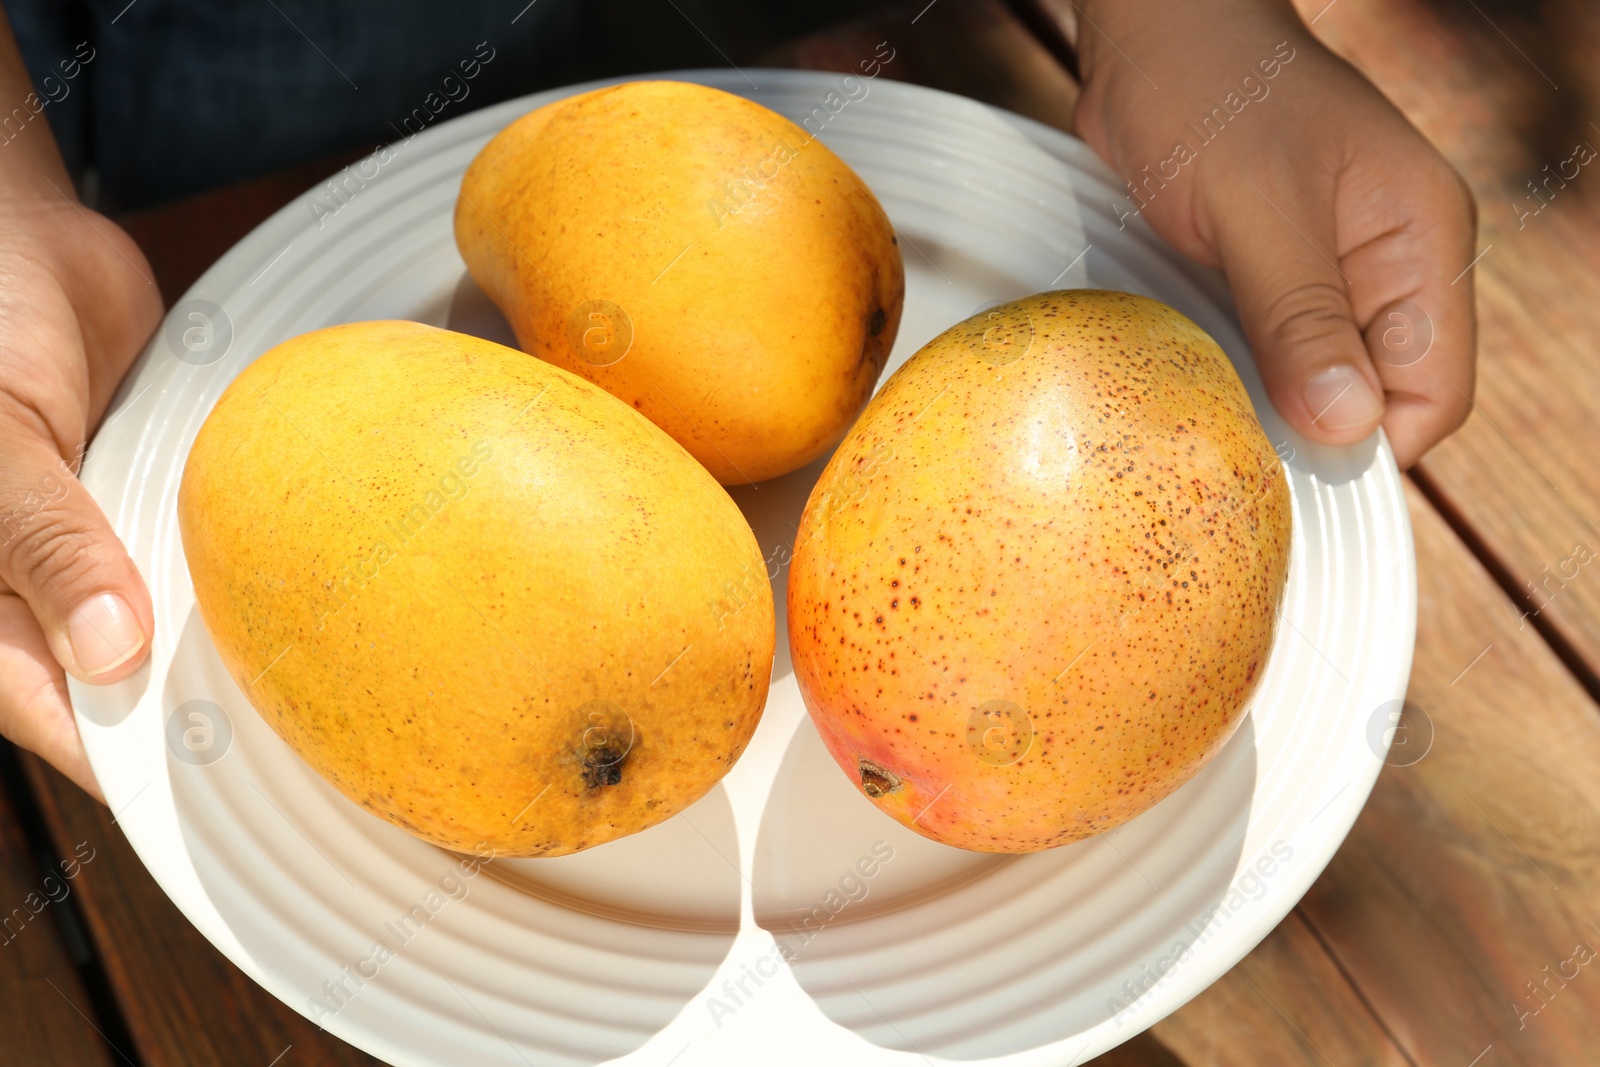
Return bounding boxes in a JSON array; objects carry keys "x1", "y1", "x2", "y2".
[
  {"x1": 1295, "y1": 0, "x2": 1600, "y2": 688},
  {"x1": 1298, "y1": 480, "x2": 1600, "y2": 1066},
  {"x1": 1088, "y1": 1031, "x2": 1190, "y2": 1066},
  {"x1": 1149, "y1": 910, "x2": 1412, "y2": 1066},
  {"x1": 760, "y1": 0, "x2": 1080, "y2": 133},
  {"x1": 0, "y1": 758, "x2": 118, "y2": 1067},
  {"x1": 21, "y1": 753, "x2": 384, "y2": 1067}
]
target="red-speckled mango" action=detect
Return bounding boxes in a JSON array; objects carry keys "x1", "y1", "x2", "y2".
[
  {"x1": 786, "y1": 291, "x2": 1291, "y2": 853},
  {"x1": 178, "y1": 321, "x2": 773, "y2": 857}
]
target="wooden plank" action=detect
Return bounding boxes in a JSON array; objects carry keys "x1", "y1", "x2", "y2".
[
  {"x1": 1290, "y1": 0, "x2": 1600, "y2": 683},
  {"x1": 760, "y1": 0, "x2": 1081, "y2": 134},
  {"x1": 1149, "y1": 910, "x2": 1411, "y2": 1066},
  {"x1": 1296, "y1": 479, "x2": 1600, "y2": 1065},
  {"x1": 0, "y1": 754, "x2": 119, "y2": 1066},
  {"x1": 1087, "y1": 1031, "x2": 1189, "y2": 1065},
  {"x1": 22, "y1": 753, "x2": 384, "y2": 1067}
]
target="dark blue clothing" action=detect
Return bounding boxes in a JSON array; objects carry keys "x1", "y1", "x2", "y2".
[{"x1": 6, "y1": 0, "x2": 860, "y2": 211}]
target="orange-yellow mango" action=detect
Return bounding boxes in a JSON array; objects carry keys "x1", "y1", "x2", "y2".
[
  {"x1": 787, "y1": 291, "x2": 1291, "y2": 853},
  {"x1": 454, "y1": 79, "x2": 905, "y2": 485},
  {"x1": 179, "y1": 321, "x2": 774, "y2": 856}
]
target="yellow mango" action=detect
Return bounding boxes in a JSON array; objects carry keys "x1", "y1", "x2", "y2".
[
  {"x1": 179, "y1": 321, "x2": 773, "y2": 856},
  {"x1": 787, "y1": 291, "x2": 1291, "y2": 853},
  {"x1": 454, "y1": 79, "x2": 905, "y2": 485}
]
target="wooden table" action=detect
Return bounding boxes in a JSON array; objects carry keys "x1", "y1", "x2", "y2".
[{"x1": 4, "y1": 1, "x2": 1597, "y2": 1063}]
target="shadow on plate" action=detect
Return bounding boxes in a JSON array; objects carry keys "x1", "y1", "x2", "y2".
[
  {"x1": 164, "y1": 604, "x2": 738, "y2": 1064},
  {"x1": 753, "y1": 711, "x2": 1257, "y2": 1060},
  {"x1": 76, "y1": 665, "x2": 150, "y2": 727},
  {"x1": 446, "y1": 270, "x2": 519, "y2": 349}
]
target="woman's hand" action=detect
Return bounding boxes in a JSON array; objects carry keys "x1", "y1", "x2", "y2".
[
  {"x1": 0, "y1": 8, "x2": 161, "y2": 798},
  {"x1": 0, "y1": 193, "x2": 161, "y2": 799},
  {"x1": 1074, "y1": 0, "x2": 1477, "y2": 467}
]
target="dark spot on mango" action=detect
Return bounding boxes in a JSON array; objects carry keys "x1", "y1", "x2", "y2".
[
  {"x1": 582, "y1": 740, "x2": 628, "y2": 789},
  {"x1": 858, "y1": 757, "x2": 902, "y2": 798}
]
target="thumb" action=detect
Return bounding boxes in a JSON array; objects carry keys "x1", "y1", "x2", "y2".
[
  {"x1": 0, "y1": 427, "x2": 152, "y2": 683},
  {"x1": 1214, "y1": 181, "x2": 1384, "y2": 445}
]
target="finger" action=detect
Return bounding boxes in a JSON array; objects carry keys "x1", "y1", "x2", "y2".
[
  {"x1": 0, "y1": 419, "x2": 152, "y2": 684},
  {"x1": 0, "y1": 591, "x2": 104, "y2": 801},
  {"x1": 1352, "y1": 168, "x2": 1478, "y2": 469},
  {"x1": 1210, "y1": 174, "x2": 1385, "y2": 447}
]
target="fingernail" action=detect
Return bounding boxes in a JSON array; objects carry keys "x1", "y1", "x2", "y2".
[
  {"x1": 1303, "y1": 365, "x2": 1383, "y2": 430},
  {"x1": 68, "y1": 593, "x2": 146, "y2": 679}
]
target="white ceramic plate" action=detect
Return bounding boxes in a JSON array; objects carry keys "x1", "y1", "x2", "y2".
[{"x1": 73, "y1": 70, "x2": 1414, "y2": 1066}]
